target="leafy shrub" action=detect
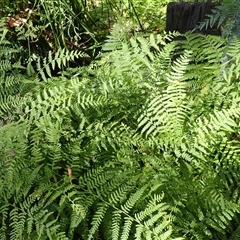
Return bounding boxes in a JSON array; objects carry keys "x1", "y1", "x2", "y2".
[{"x1": 1, "y1": 6, "x2": 240, "y2": 239}]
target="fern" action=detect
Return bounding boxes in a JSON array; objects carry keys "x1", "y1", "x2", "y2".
[
  {"x1": 138, "y1": 49, "x2": 191, "y2": 142},
  {"x1": 33, "y1": 48, "x2": 88, "y2": 81},
  {"x1": 196, "y1": 0, "x2": 240, "y2": 37},
  {"x1": 0, "y1": 18, "x2": 27, "y2": 122},
  {"x1": 2, "y1": 14, "x2": 240, "y2": 240},
  {"x1": 75, "y1": 167, "x2": 182, "y2": 240}
]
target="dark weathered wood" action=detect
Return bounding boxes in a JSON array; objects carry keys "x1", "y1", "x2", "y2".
[{"x1": 166, "y1": 2, "x2": 220, "y2": 34}]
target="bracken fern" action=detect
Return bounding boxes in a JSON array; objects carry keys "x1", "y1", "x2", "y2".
[{"x1": 1, "y1": 17, "x2": 240, "y2": 240}]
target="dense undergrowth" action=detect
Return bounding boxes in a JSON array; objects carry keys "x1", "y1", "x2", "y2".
[{"x1": 1, "y1": 0, "x2": 240, "y2": 239}]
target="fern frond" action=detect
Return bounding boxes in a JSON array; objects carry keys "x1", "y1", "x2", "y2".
[
  {"x1": 138, "y1": 50, "x2": 191, "y2": 142},
  {"x1": 34, "y1": 48, "x2": 88, "y2": 81},
  {"x1": 196, "y1": 0, "x2": 239, "y2": 37}
]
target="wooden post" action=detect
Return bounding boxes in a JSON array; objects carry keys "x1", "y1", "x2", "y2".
[{"x1": 166, "y1": 2, "x2": 220, "y2": 34}]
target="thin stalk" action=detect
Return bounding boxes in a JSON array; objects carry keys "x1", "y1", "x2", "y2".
[{"x1": 128, "y1": 0, "x2": 144, "y2": 31}]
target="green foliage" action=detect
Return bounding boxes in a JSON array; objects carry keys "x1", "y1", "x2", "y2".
[
  {"x1": 196, "y1": 0, "x2": 240, "y2": 37},
  {"x1": 2, "y1": 8, "x2": 240, "y2": 240},
  {"x1": 0, "y1": 17, "x2": 29, "y2": 124},
  {"x1": 1, "y1": 0, "x2": 170, "y2": 57},
  {"x1": 32, "y1": 48, "x2": 88, "y2": 80}
]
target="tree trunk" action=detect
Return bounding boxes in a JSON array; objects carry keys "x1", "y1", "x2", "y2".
[{"x1": 166, "y1": 2, "x2": 220, "y2": 34}]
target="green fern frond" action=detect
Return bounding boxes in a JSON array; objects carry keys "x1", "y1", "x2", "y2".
[
  {"x1": 138, "y1": 50, "x2": 191, "y2": 142},
  {"x1": 195, "y1": 0, "x2": 239, "y2": 37},
  {"x1": 33, "y1": 48, "x2": 88, "y2": 80}
]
